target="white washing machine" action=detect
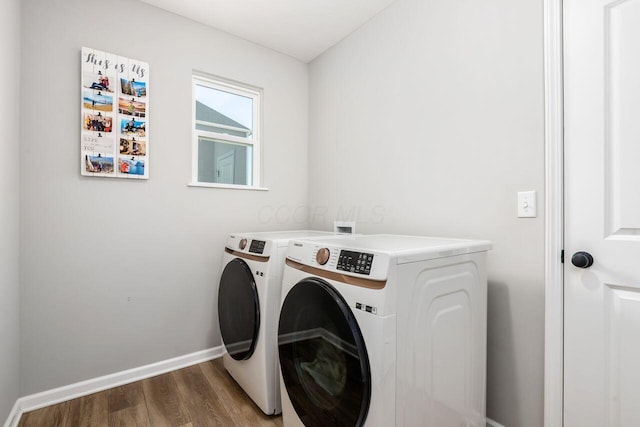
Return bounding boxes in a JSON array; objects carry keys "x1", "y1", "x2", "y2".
[
  {"x1": 217, "y1": 230, "x2": 334, "y2": 415},
  {"x1": 277, "y1": 234, "x2": 491, "y2": 427}
]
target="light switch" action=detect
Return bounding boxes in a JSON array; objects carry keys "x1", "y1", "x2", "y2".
[{"x1": 518, "y1": 191, "x2": 537, "y2": 218}]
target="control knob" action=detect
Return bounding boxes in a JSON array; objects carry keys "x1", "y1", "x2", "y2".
[
  {"x1": 239, "y1": 238, "x2": 248, "y2": 250},
  {"x1": 316, "y1": 248, "x2": 330, "y2": 265}
]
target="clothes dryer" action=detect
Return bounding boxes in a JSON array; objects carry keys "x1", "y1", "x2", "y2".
[
  {"x1": 277, "y1": 234, "x2": 491, "y2": 427},
  {"x1": 218, "y1": 230, "x2": 333, "y2": 415}
]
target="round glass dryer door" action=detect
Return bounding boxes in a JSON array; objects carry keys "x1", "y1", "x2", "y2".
[
  {"x1": 278, "y1": 277, "x2": 371, "y2": 427},
  {"x1": 218, "y1": 258, "x2": 260, "y2": 360}
]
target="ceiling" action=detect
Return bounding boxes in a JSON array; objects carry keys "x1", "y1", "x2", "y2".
[{"x1": 139, "y1": 0, "x2": 397, "y2": 63}]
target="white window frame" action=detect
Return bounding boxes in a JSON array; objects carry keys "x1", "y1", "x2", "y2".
[{"x1": 190, "y1": 73, "x2": 265, "y2": 190}]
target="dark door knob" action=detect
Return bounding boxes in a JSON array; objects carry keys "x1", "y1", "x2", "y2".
[{"x1": 571, "y1": 251, "x2": 594, "y2": 268}]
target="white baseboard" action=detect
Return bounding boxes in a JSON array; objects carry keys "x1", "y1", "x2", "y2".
[
  {"x1": 4, "y1": 346, "x2": 223, "y2": 427},
  {"x1": 487, "y1": 417, "x2": 507, "y2": 427}
]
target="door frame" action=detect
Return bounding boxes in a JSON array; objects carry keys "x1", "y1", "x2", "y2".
[{"x1": 543, "y1": 0, "x2": 564, "y2": 426}]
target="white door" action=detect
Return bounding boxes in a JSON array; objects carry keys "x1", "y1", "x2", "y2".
[
  {"x1": 216, "y1": 151, "x2": 235, "y2": 184},
  {"x1": 564, "y1": 0, "x2": 640, "y2": 425}
]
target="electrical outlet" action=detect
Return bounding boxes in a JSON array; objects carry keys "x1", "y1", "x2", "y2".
[{"x1": 334, "y1": 221, "x2": 355, "y2": 234}]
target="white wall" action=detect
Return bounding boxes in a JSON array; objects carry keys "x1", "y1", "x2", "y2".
[
  {"x1": 0, "y1": 0, "x2": 22, "y2": 420},
  {"x1": 307, "y1": 0, "x2": 545, "y2": 425},
  {"x1": 20, "y1": 0, "x2": 310, "y2": 395}
]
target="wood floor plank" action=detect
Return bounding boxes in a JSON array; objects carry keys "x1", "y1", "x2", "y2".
[
  {"x1": 107, "y1": 382, "x2": 151, "y2": 427},
  {"x1": 142, "y1": 373, "x2": 192, "y2": 427},
  {"x1": 202, "y1": 359, "x2": 282, "y2": 427},
  {"x1": 17, "y1": 359, "x2": 283, "y2": 427},
  {"x1": 65, "y1": 391, "x2": 109, "y2": 427},
  {"x1": 18, "y1": 401, "x2": 70, "y2": 427},
  {"x1": 172, "y1": 364, "x2": 235, "y2": 426},
  {"x1": 107, "y1": 381, "x2": 145, "y2": 413}
]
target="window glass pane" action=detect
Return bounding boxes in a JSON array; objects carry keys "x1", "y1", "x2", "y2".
[
  {"x1": 198, "y1": 137, "x2": 253, "y2": 185},
  {"x1": 195, "y1": 84, "x2": 253, "y2": 138}
]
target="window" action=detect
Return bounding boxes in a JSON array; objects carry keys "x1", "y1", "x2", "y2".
[{"x1": 192, "y1": 74, "x2": 262, "y2": 188}]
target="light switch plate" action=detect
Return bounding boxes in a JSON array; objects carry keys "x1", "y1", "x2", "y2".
[{"x1": 518, "y1": 191, "x2": 537, "y2": 218}]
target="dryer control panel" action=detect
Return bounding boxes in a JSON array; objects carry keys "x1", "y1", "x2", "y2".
[
  {"x1": 249, "y1": 239, "x2": 266, "y2": 254},
  {"x1": 226, "y1": 235, "x2": 271, "y2": 259}
]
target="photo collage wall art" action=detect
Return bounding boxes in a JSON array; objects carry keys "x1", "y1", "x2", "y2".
[{"x1": 81, "y1": 47, "x2": 149, "y2": 179}]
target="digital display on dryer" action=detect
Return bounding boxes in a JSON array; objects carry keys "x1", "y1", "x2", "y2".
[
  {"x1": 337, "y1": 250, "x2": 373, "y2": 275},
  {"x1": 249, "y1": 240, "x2": 266, "y2": 254}
]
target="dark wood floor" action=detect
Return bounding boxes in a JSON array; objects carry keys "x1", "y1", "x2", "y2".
[{"x1": 18, "y1": 358, "x2": 284, "y2": 427}]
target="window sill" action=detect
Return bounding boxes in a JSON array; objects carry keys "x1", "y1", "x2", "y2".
[{"x1": 188, "y1": 182, "x2": 268, "y2": 191}]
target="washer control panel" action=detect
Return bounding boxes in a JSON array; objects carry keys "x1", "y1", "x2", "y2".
[
  {"x1": 287, "y1": 240, "x2": 390, "y2": 281},
  {"x1": 337, "y1": 250, "x2": 374, "y2": 275}
]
